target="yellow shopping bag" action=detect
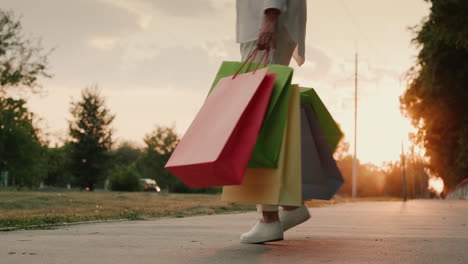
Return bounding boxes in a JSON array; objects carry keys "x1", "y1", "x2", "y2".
[{"x1": 221, "y1": 85, "x2": 302, "y2": 206}]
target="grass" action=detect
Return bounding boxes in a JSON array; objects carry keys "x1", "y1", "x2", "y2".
[
  {"x1": 0, "y1": 190, "x2": 402, "y2": 231},
  {"x1": 0, "y1": 191, "x2": 255, "y2": 230}
]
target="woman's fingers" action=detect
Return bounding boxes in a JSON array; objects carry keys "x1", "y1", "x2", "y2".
[
  {"x1": 257, "y1": 33, "x2": 273, "y2": 50},
  {"x1": 271, "y1": 34, "x2": 277, "y2": 49}
]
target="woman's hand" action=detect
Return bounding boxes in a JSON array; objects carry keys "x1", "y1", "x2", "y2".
[{"x1": 257, "y1": 8, "x2": 280, "y2": 50}]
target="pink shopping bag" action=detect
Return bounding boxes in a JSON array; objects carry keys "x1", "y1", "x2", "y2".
[{"x1": 165, "y1": 66, "x2": 276, "y2": 188}]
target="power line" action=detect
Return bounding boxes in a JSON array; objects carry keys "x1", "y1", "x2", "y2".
[
  {"x1": 334, "y1": 0, "x2": 380, "y2": 64},
  {"x1": 336, "y1": 0, "x2": 371, "y2": 45}
]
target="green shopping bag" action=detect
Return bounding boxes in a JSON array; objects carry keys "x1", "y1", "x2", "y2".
[
  {"x1": 210, "y1": 61, "x2": 293, "y2": 168},
  {"x1": 300, "y1": 87, "x2": 343, "y2": 152}
]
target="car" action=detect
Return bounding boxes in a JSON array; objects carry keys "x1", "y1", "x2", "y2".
[{"x1": 140, "y1": 178, "x2": 161, "y2": 192}]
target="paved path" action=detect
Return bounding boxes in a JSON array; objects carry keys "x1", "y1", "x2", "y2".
[{"x1": 1, "y1": 200, "x2": 467, "y2": 264}]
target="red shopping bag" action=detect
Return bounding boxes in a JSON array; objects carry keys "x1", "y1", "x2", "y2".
[{"x1": 165, "y1": 56, "x2": 276, "y2": 188}]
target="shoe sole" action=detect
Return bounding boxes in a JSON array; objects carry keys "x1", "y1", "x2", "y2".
[
  {"x1": 261, "y1": 237, "x2": 284, "y2": 244},
  {"x1": 240, "y1": 235, "x2": 284, "y2": 244}
]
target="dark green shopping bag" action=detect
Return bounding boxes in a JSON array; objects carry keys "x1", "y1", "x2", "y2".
[
  {"x1": 210, "y1": 61, "x2": 293, "y2": 168},
  {"x1": 300, "y1": 87, "x2": 342, "y2": 152}
]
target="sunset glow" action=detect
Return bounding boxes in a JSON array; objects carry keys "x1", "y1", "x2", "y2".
[{"x1": 428, "y1": 177, "x2": 445, "y2": 195}]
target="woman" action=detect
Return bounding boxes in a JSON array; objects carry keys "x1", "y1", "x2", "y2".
[{"x1": 236, "y1": 0, "x2": 310, "y2": 244}]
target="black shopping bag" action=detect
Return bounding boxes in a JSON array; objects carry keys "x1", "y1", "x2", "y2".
[{"x1": 301, "y1": 103, "x2": 344, "y2": 200}]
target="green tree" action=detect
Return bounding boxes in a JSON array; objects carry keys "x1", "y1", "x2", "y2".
[
  {"x1": 43, "y1": 144, "x2": 73, "y2": 187},
  {"x1": 138, "y1": 126, "x2": 180, "y2": 191},
  {"x1": 0, "y1": 9, "x2": 50, "y2": 94},
  {"x1": 0, "y1": 97, "x2": 46, "y2": 187},
  {"x1": 0, "y1": 10, "x2": 51, "y2": 188},
  {"x1": 110, "y1": 141, "x2": 142, "y2": 168},
  {"x1": 137, "y1": 126, "x2": 221, "y2": 193},
  {"x1": 401, "y1": 0, "x2": 468, "y2": 190},
  {"x1": 109, "y1": 164, "x2": 142, "y2": 192},
  {"x1": 68, "y1": 86, "x2": 114, "y2": 190}
]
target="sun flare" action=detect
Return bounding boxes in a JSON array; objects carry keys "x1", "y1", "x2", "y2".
[{"x1": 428, "y1": 177, "x2": 445, "y2": 195}]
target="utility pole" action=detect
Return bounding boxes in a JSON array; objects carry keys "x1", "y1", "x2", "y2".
[
  {"x1": 401, "y1": 142, "x2": 407, "y2": 201},
  {"x1": 352, "y1": 52, "x2": 358, "y2": 198},
  {"x1": 410, "y1": 146, "x2": 416, "y2": 198}
]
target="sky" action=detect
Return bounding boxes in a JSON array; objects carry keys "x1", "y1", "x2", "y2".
[{"x1": 1, "y1": 0, "x2": 431, "y2": 164}]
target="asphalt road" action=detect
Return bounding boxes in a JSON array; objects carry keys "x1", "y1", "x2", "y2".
[{"x1": 1, "y1": 200, "x2": 467, "y2": 264}]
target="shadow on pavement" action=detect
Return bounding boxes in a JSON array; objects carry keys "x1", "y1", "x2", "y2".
[
  {"x1": 189, "y1": 243, "x2": 271, "y2": 264},
  {"x1": 189, "y1": 238, "x2": 403, "y2": 264},
  {"x1": 189, "y1": 238, "x2": 350, "y2": 264}
]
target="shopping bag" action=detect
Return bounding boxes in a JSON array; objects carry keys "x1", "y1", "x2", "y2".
[
  {"x1": 211, "y1": 62, "x2": 293, "y2": 168},
  {"x1": 221, "y1": 85, "x2": 302, "y2": 206},
  {"x1": 300, "y1": 88, "x2": 342, "y2": 152},
  {"x1": 301, "y1": 103, "x2": 344, "y2": 200},
  {"x1": 165, "y1": 67, "x2": 276, "y2": 188}
]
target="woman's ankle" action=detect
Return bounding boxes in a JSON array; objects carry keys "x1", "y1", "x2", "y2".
[{"x1": 261, "y1": 211, "x2": 279, "y2": 223}]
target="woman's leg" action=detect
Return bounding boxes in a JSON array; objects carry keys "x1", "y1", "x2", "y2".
[
  {"x1": 257, "y1": 204, "x2": 279, "y2": 223},
  {"x1": 239, "y1": 26, "x2": 300, "y2": 243},
  {"x1": 257, "y1": 26, "x2": 299, "y2": 217}
]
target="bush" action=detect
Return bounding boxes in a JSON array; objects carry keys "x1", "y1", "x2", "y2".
[{"x1": 109, "y1": 164, "x2": 142, "y2": 192}]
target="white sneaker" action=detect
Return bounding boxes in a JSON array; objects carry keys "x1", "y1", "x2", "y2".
[
  {"x1": 240, "y1": 220, "x2": 284, "y2": 244},
  {"x1": 279, "y1": 205, "x2": 311, "y2": 232}
]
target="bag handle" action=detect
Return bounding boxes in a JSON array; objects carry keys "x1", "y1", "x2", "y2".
[
  {"x1": 232, "y1": 48, "x2": 270, "y2": 79},
  {"x1": 252, "y1": 47, "x2": 270, "y2": 72}
]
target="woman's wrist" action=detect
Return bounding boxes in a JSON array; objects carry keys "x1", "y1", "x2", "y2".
[
  {"x1": 257, "y1": 8, "x2": 280, "y2": 49},
  {"x1": 264, "y1": 8, "x2": 280, "y2": 21}
]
